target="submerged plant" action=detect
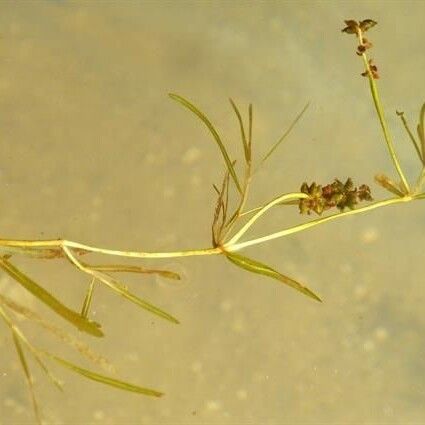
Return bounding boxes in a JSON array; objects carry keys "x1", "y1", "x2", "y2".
[{"x1": 1, "y1": 18, "x2": 424, "y2": 423}]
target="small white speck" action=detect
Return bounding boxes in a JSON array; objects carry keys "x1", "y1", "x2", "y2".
[
  {"x1": 4, "y1": 398, "x2": 14, "y2": 407},
  {"x1": 124, "y1": 352, "x2": 139, "y2": 362},
  {"x1": 181, "y1": 147, "x2": 201, "y2": 164},
  {"x1": 93, "y1": 410, "x2": 105, "y2": 421},
  {"x1": 363, "y1": 339, "x2": 375, "y2": 352},
  {"x1": 339, "y1": 262, "x2": 352, "y2": 274},
  {"x1": 354, "y1": 285, "x2": 368, "y2": 301},
  {"x1": 231, "y1": 317, "x2": 245, "y2": 333},
  {"x1": 145, "y1": 153, "x2": 156, "y2": 164},
  {"x1": 91, "y1": 196, "x2": 103, "y2": 207},
  {"x1": 163, "y1": 186, "x2": 175, "y2": 199},
  {"x1": 190, "y1": 174, "x2": 202, "y2": 188},
  {"x1": 383, "y1": 405, "x2": 394, "y2": 417},
  {"x1": 361, "y1": 227, "x2": 379, "y2": 244},
  {"x1": 206, "y1": 400, "x2": 221, "y2": 411},
  {"x1": 219, "y1": 299, "x2": 232, "y2": 312},
  {"x1": 191, "y1": 361, "x2": 203, "y2": 374},
  {"x1": 236, "y1": 389, "x2": 247, "y2": 400},
  {"x1": 41, "y1": 185, "x2": 55, "y2": 196},
  {"x1": 89, "y1": 211, "x2": 99, "y2": 222},
  {"x1": 374, "y1": 327, "x2": 389, "y2": 342}
]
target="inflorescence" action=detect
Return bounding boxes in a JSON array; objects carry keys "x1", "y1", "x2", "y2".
[{"x1": 299, "y1": 178, "x2": 372, "y2": 215}]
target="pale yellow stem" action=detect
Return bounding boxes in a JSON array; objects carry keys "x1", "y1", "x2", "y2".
[
  {"x1": 225, "y1": 192, "x2": 308, "y2": 245},
  {"x1": 226, "y1": 196, "x2": 413, "y2": 252},
  {"x1": 0, "y1": 239, "x2": 221, "y2": 259}
]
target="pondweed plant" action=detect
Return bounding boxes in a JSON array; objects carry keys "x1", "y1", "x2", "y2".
[{"x1": 1, "y1": 19, "x2": 424, "y2": 423}]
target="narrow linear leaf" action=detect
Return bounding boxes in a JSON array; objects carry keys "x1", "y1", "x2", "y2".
[
  {"x1": 1, "y1": 294, "x2": 112, "y2": 374},
  {"x1": 169, "y1": 93, "x2": 242, "y2": 193},
  {"x1": 0, "y1": 245, "x2": 63, "y2": 259},
  {"x1": 259, "y1": 102, "x2": 310, "y2": 168},
  {"x1": 396, "y1": 110, "x2": 423, "y2": 164},
  {"x1": 90, "y1": 264, "x2": 181, "y2": 280},
  {"x1": 81, "y1": 277, "x2": 95, "y2": 319},
  {"x1": 46, "y1": 353, "x2": 163, "y2": 397},
  {"x1": 88, "y1": 269, "x2": 180, "y2": 324},
  {"x1": 418, "y1": 102, "x2": 425, "y2": 158},
  {"x1": 375, "y1": 174, "x2": 406, "y2": 197},
  {"x1": 12, "y1": 331, "x2": 42, "y2": 424},
  {"x1": 0, "y1": 257, "x2": 103, "y2": 337},
  {"x1": 0, "y1": 301, "x2": 64, "y2": 391},
  {"x1": 212, "y1": 167, "x2": 231, "y2": 246},
  {"x1": 225, "y1": 251, "x2": 322, "y2": 302},
  {"x1": 229, "y1": 98, "x2": 250, "y2": 162},
  {"x1": 248, "y1": 103, "x2": 253, "y2": 150}
]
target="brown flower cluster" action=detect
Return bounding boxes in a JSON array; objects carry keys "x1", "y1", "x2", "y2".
[
  {"x1": 299, "y1": 178, "x2": 372, "y2": 215},
  {"x1": 342, "y1": 19, "x2": 379, "y2": 79}
]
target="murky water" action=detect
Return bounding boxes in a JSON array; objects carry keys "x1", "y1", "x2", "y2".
[{"x1": 1, "y1": 1, "x2": 425, "y2": 424}]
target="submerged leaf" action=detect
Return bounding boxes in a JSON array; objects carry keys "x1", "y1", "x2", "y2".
[
  {"x1": 0, "y1": 257, "x2": 103, "y2": 337},
  {"x1": 225, "y1": 251, "x2": 322, "y2": 302},
  {"x1": 169, "y1": 93, "x2": 242, "y2": 193},
  {"x1": 248, "y1": 104, "x2": 253, "y2": 151},
  {"x1": 396, "y1": 110, "x2": 423, "y2": 164},
  {"x1": 375, "y1": 174, "x2": 406, "y2": 197},
  {"x1": 1, "y1": 293, "x2": 112, "y2": 374},
  {"x1": 258, "y1": 102, "x2": 309, "y2": 169},
  {"x1": 418, "y1": 102, "x2": 425, "y2": 158},
  {"x1": 90, "y1": 264, "x2": 181, "y2": 280},
  {"x1": 81, "y1": 277, "x2": 96, "y2": 319},
  {"x1": 229, "y1": 98, "x2": 250, "y2": 163},
  {"x1": 87, "y1": 268, "x2": 180, "y2": 324},
  {"x1": 46, "y1": 353, "x2": 163, "y2": 397},
  {"x1": 212, "y1": 167, "x2": 231, "y2": 246},
  {"x1": 0, "y1": 245, "x2": 64, "y2": 259},
  {"x1": 12, "y1": 331, "x2": 42, "y2": 424}
]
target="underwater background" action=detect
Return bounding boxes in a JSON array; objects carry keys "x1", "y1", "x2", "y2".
[{"x1": 1, "y1": 1, "x2": 425, "y2": 424}]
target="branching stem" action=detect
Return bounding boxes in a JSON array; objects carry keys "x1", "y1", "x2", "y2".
[
  {"x1": 358, "y1": 29, "x2": 410, "y2": 193},
  {"x1": 226, "y1": 195, "x2": 415, "y2": 252}
]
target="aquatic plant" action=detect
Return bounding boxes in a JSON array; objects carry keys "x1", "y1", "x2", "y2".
[{"x1": 0, "y1": 18, "x2": 424, "y2": 423}]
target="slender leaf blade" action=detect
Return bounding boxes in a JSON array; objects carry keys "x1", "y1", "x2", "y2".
[
  {"x1": 396, "y1": 110, "x2": 423, "y2": 163},
  {"x1": 259, "y1": 102, "x2": 309, "y2": 167},
  {"x1": 81, "y1": 277, "x2": 95, "y2": 319},
  {"x1": 229, "y1": 98, "x2": 250, "y2": 162},
  {"x1": 418, "y1": 102, "x2": 425, "y2": 159},
  {"x1": 0, "y1": 293, "x2": 111, "y2": 374},
  {"x1": 0, "y1": 257, "x2": 103, "y2": 337},
  {"x1": 12, "y1": 331, "x2": 42, "y2": 424},
  {"x1": 225, "y1": 251, "x2": 322, "y2": 302},
  {"x1": 169, "y1": 93, "x2": 242, "y2": 193},
  {"x1": 89, "y1": 269, "x2": 180, "y2": 324},
  {"x1": 47, "y1": 353, "x2": 163, "y2": 397},
  {"x1": 90, "y1": 264, "x2": 180, "y2": 280},
  {"x1": 248, "y1": 103, "x2": 253, "y2": 151}
]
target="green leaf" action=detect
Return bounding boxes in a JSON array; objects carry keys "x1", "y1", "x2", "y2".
[
  {"x1": 0, "y1": 257, "x2": 103, "y2": 337},
  {"x1": 248, "y1": 103, "x2": 253, "y2": 150},
  {"x1": 374, "y1": 174, "x2": 405, "y2": 197},
  {"x1": 225, "y1": 251, "x2": 322, "y2": 302},
  {"x1": 88, "y1": 269, "x2": 180, "y2": 324},
  {"x1": 47, "y1": 353, "x2": 163, "y2": 397},
  {"x1": 418, "y1": 102, "x2": 425, "y2": 159},
  {"x1": 259, "y1": 102, "x2": 309, "y2": 168},
  {"x1": 396, "y1": 110, "x2": 423, "y2": 164},
  {"x1": 12, "y1": 331, "x2": 42, "y2": 424},
  {"x1": 169, "y1": 93, "x2": 242, "y2": 193},
  {"x1": 81, "y1": 277, "x2": 96, "y2": 319},
  {"x1": 90, "y1": 264, "x2": 181, "y2": 280},
  {"x1": 229, "y1": 98, "x2": 250, "y2": 162}
]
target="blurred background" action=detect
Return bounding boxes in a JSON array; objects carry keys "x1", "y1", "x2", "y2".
[{"x1": 1, "y1": 1, "x2": 424, "y2": 423}]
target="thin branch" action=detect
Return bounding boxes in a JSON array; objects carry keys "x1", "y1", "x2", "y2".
[
  {"x1": 227, "y1": 195, "x2": 413, "y2": 251},
  {"x1": 225, "y1": 192, "x2": 308, "y2": 245}
]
